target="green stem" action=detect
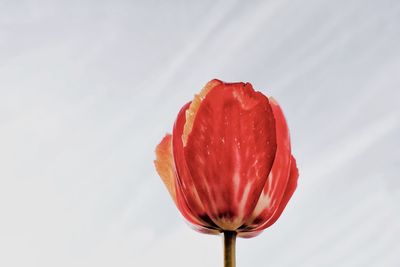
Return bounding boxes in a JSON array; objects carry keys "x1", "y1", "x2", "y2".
[{"x1": 223, "y1": 231, "x2": 237, "y2": 267}]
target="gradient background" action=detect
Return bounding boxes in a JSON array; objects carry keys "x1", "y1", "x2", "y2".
[{"x1": 1, "y1": 1, "x2": 400, "y2": 266}]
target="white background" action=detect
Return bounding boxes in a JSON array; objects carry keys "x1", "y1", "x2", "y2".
[{"x1": 1, "y1": 0, "x2": 400, "y2": 266}]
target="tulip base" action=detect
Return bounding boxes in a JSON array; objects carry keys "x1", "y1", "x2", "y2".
[{"x1": 223, "y1": 231, "x2": 237, "y2": 267}]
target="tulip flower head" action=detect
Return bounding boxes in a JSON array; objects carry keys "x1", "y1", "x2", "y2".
[{"x1": 155, "y1": 79, "x2": 298, "y2": 239}]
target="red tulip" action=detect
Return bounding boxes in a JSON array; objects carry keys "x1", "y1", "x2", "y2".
[{"x1": 155, "y1": 79, "x2": 298, "y2": 239}]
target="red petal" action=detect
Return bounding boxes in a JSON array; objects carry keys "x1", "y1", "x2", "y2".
[
  {"x1": 258, "y1": 155, "x2": 298, "y2": 229},
  {"x1": 154, "y1": 132, "x2": 218, "y2": 234},
  {"x1": 239, "y1": 155, "x2": 298, "y2": 237},
  {"x1": 240, "y1": 98, "x2": 292, "y2": 230},
  {"x1": 184, "y1": 82, "x2": 277, "y2": 230},
  {"x1": 172, "y1": 102, "x2": 219, "y2": 230}
]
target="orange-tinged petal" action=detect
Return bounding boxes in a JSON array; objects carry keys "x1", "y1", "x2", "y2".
[
  {"x1": 154, "y1": 134, "x2": 176, "y2": 203},
  {"x1": 184, "y1": 82, "x2": 277, "y2": 230}
]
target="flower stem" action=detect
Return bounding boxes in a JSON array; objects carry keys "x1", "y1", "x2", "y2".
[{"x1": 223, "y1": 231, "x2": 237, "y2": 267}]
